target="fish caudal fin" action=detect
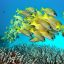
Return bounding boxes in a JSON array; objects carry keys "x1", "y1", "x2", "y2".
[{"x1": 61, "y1": 25, "x2": 64, "y2": 36}]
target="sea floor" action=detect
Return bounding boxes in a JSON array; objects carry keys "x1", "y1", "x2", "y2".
[{"x1": 0, "y1": 44, "x2": 64, "y2": 64}]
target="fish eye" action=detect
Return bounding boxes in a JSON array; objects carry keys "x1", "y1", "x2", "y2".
[{"x1": 54, "y1": 12, "x2": 57, "y2": 16}]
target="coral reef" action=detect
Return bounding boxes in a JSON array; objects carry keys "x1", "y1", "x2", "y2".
[{"x1": 0, "y1": 44, "x2": 64, "y2": 64}]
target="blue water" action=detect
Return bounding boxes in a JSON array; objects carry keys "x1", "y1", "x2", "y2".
[{"x1": 0, "y1": 0, "x2": 64, "y2": 48}]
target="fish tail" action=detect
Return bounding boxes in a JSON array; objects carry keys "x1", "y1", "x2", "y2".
[
  {"x1": 61, "y1": 25, "x2": 64, "y2": 36},
  {"x1": 16, "y1": 9, "x2": 22, "y2": 14},
  {"x1": 16, "y1": 8, "x2": 19, "y2": 13}
]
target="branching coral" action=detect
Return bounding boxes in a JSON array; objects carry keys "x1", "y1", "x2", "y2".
[{"x1": 0, "y1": 45, "x2": 64, "y2": 64}]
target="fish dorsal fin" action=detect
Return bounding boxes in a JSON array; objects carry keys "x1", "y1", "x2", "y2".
[{"x1": 42, "y1": 13, "x2": 49, "y2": 19}]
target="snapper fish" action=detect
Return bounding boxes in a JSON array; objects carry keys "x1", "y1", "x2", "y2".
[
  {"x1": 38, "y1": 29, "x2": 55, "y2": 40},
  {"x1": 19, "y1": 29, "x2": 32, "y2": 37},
  {"x1": 34, "y1": 18, "x2": 52, "y2": 30},
  {"x1": 41, "y1": 13, "x2": 62, "y2": 31},
  {"x1": 25, "y1": 7, "x2": 35, "y2": 13},
  {"x1": 41, "y1": 8, "x2": 57, "y2": 16},
  {"x1": 30, "y1": 27, "x2": 45, "y2": 42},
  {"x1": 25, "y1": 7, "x2": 37, "y2": 16},
  {"x1": 47, "y1": 17, "x2": 62, "y2": 31},
  {"x1": 16, "y1": 9, "x2": 36, "y2": 19},
  {"x1": 14, "y1": 15, "x2": 23, "y2": 21},
  {"x1": 16, "y1": 9, "x2": 31, "y2": 17}
]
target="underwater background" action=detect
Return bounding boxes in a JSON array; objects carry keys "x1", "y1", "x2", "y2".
[
  {"x1": 0, "y1": 0, "x2": 64, "y2": 48},
  {"x1": 1, "y1": 0, "x2": 64, "y2": 64}
]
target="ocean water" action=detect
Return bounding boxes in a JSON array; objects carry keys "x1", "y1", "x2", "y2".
[{"x1": 0, "y1": 0, "x2": 64, "y2": 49}]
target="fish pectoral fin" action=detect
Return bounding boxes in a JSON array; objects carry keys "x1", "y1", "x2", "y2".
[{"x1": 30, "y1": 37, "x2": 39, "y2": 42}]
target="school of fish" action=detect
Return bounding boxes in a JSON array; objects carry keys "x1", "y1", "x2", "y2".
[{"x1": 2, "y1": 7, "x2": 64, "y2": 42}]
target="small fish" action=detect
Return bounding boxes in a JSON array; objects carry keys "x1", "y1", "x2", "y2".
[
  {"x1": 14, "y1": 15, "x2": 23, "y2": 21},
  {"x1": 39, "y1": 30, "x2": 55, "y2": 40},
  {"x1": 26, "y1": 7, "x2": 35, "y2": 12},
  {"x1": 16, "y1": 9, "x2": 31, "y2": 17},
  {"x1": 19, "y1": 29, "x2": 31, "y2": 37},
  {"x1": 42, "y1": 15, "x2": 62, "y2": 31},
  {"x1": 41, "y1": 8, "x2": 57, "y2": 16},
  {"x1": 25, "y1": 7, "x2": 37, "y2": 16},
  {"x1": 30, "y1": 27, "x2": 45, "y2": 42},
  {"x1": 35, "y1": 18, "x2": 52, "y2": 30},
  {"x1": 34, "y1": 31, "x2": 45, "y2": 41}
]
